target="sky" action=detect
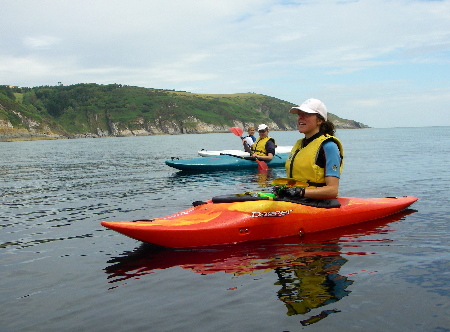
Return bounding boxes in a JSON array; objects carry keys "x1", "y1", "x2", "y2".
[{"x1": 2, "y1": 0, "x2": 450, "y2": 128}]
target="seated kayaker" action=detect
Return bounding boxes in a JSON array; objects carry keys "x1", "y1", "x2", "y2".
[
  {"x1": 242, "y1": 126, "x2": 256, "y2": 147},
  {"x1": 247, "y1": 124, "x2": 276, "y2": 161},
  {"x1": 279, "y1": 98, "x2": 343, "y2": 200}
]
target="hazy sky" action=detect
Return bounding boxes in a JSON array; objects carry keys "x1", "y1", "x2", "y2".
[{"x1": 2, "y1": 0, "x2": 449, "y2": 128}]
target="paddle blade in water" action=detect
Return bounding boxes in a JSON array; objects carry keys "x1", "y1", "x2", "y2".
[
  {"x1": 257, "y1": 160, "x2": 269, "y2": 172},
  {"x1": 230, "y1": 127, "x2": 243, "y2": 137}
]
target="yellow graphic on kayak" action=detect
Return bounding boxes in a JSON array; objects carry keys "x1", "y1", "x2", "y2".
[
  {"x1": 144, "y1": 211, "x2": 223, "y2": 226},
  {"x1": 227, "y1": 200, "x2": 313, "y2": 213}
]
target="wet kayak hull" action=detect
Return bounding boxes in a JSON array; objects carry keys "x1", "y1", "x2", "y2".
[
  {"x1": 101, "y1": 196, "x2": 418, "y2": 248},
  {"x1": 165, "y1": 153, "x2": 288, "y2": 171}
]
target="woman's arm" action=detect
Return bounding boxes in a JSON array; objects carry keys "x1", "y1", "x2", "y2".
[
  {"x1": 304, "y1": 176, "x2": 339, "y2": 199},
  {"x1": 253, "y1": 153, "x2": 273, "y2": 161}
]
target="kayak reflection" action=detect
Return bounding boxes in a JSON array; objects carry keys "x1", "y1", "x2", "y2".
[{"x1": 104, "y1": 209, "x2": 416, "y2": 325}]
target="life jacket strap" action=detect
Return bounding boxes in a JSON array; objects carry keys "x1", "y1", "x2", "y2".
[{"x1": 307, "y1": 182, "x2": 326, "y2": 187}]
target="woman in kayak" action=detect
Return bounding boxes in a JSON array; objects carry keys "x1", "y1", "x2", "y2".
[
  {"x1": 281, "y1": 98, "x2": 343, "y2": 200},
  {"x1": 249, "y1": 124, "x2": 276, "y2": 161},
  {"x1": 243, "y1": 126, "x2": 256, "y2": 146},
  {"x1": 242, "y1": 126, "x2": 256, "y2": 152}
]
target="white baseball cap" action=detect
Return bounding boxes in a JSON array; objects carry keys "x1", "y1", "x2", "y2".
[
  {"x1": 289, "y1": 98, "x2": 327, "y2": 121},
  {"x1": 257, "y1": 124, "x2": 268, "y2": 131}
]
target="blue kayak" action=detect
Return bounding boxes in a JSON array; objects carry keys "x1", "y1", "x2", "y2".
[{"x1": 165, "y1": 153, "x2": 288, "y2": 171}]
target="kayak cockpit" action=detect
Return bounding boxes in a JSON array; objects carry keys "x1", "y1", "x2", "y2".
[{"x1": 209, "y1": 193, "x2": 341, "y2": 208}]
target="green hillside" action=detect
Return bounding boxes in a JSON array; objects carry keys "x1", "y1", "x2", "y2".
[{"x1": 0, "y1": 83, "x2": 368, "y2": 141}]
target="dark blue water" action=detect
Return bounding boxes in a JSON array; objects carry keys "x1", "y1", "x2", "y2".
[{"x1": 1, "y1": 127, "x2": 449, "y2": 331}]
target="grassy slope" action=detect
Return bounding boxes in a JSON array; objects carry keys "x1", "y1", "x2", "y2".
[{"x1": 0, "y1": 84, "x2": 367, "y2": 136}]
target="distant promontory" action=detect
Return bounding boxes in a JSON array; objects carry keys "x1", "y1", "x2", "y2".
[{"x1": 0, "y1": 83, "x2": 369, "y2": 142}]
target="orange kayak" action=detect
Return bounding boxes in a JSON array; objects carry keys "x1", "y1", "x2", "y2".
[{"x1": 101, "y1": 195, "x2": 418, "y2": 248}]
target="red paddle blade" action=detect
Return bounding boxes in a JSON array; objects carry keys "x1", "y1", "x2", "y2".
[
  {"x1": 230, "y1": 127, "x2": 243, "y2": 137},
  {"x1": 257, "y1": 160, "x2": 269, "y2": 172}
]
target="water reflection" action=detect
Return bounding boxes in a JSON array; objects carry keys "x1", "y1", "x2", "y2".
[
  {"x1": 274, "y1": 252, "x2": 350, "y2": 325},
  {"x1": 167, "y1": 168, "x2": 280, "y2": 191},
  {"x1": 104, "y1": 210, "x2": 416, "y2": 326}
]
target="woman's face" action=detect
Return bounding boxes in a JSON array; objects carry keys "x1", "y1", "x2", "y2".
[{"x1": 297, "y1": 111, "x2": 323, "y2": 137}]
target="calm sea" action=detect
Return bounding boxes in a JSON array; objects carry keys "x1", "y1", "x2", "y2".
[{"x1": 1, "y1": 127, "x2": 449, "y2": 331}]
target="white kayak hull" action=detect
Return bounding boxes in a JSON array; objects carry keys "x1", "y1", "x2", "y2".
[{"x1": 198, "y1": 146, "x2": 293, "y2": 157}]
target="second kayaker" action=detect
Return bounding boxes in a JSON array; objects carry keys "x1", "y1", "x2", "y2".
[{"x1": 248, "y1": 124, "x2": 276, "y2": 162}]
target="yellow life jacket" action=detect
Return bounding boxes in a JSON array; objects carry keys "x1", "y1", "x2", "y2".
[
  {"x1": 285, "y1": 134, "x2": 344, "y2": 187},
  {"x1": 251, "y1": 136, "x2": 275, "y2": 156}
]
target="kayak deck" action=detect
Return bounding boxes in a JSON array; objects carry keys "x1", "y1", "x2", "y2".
[{"x1": 101, "y1": 196, "x2": 418, "y2": 248}]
